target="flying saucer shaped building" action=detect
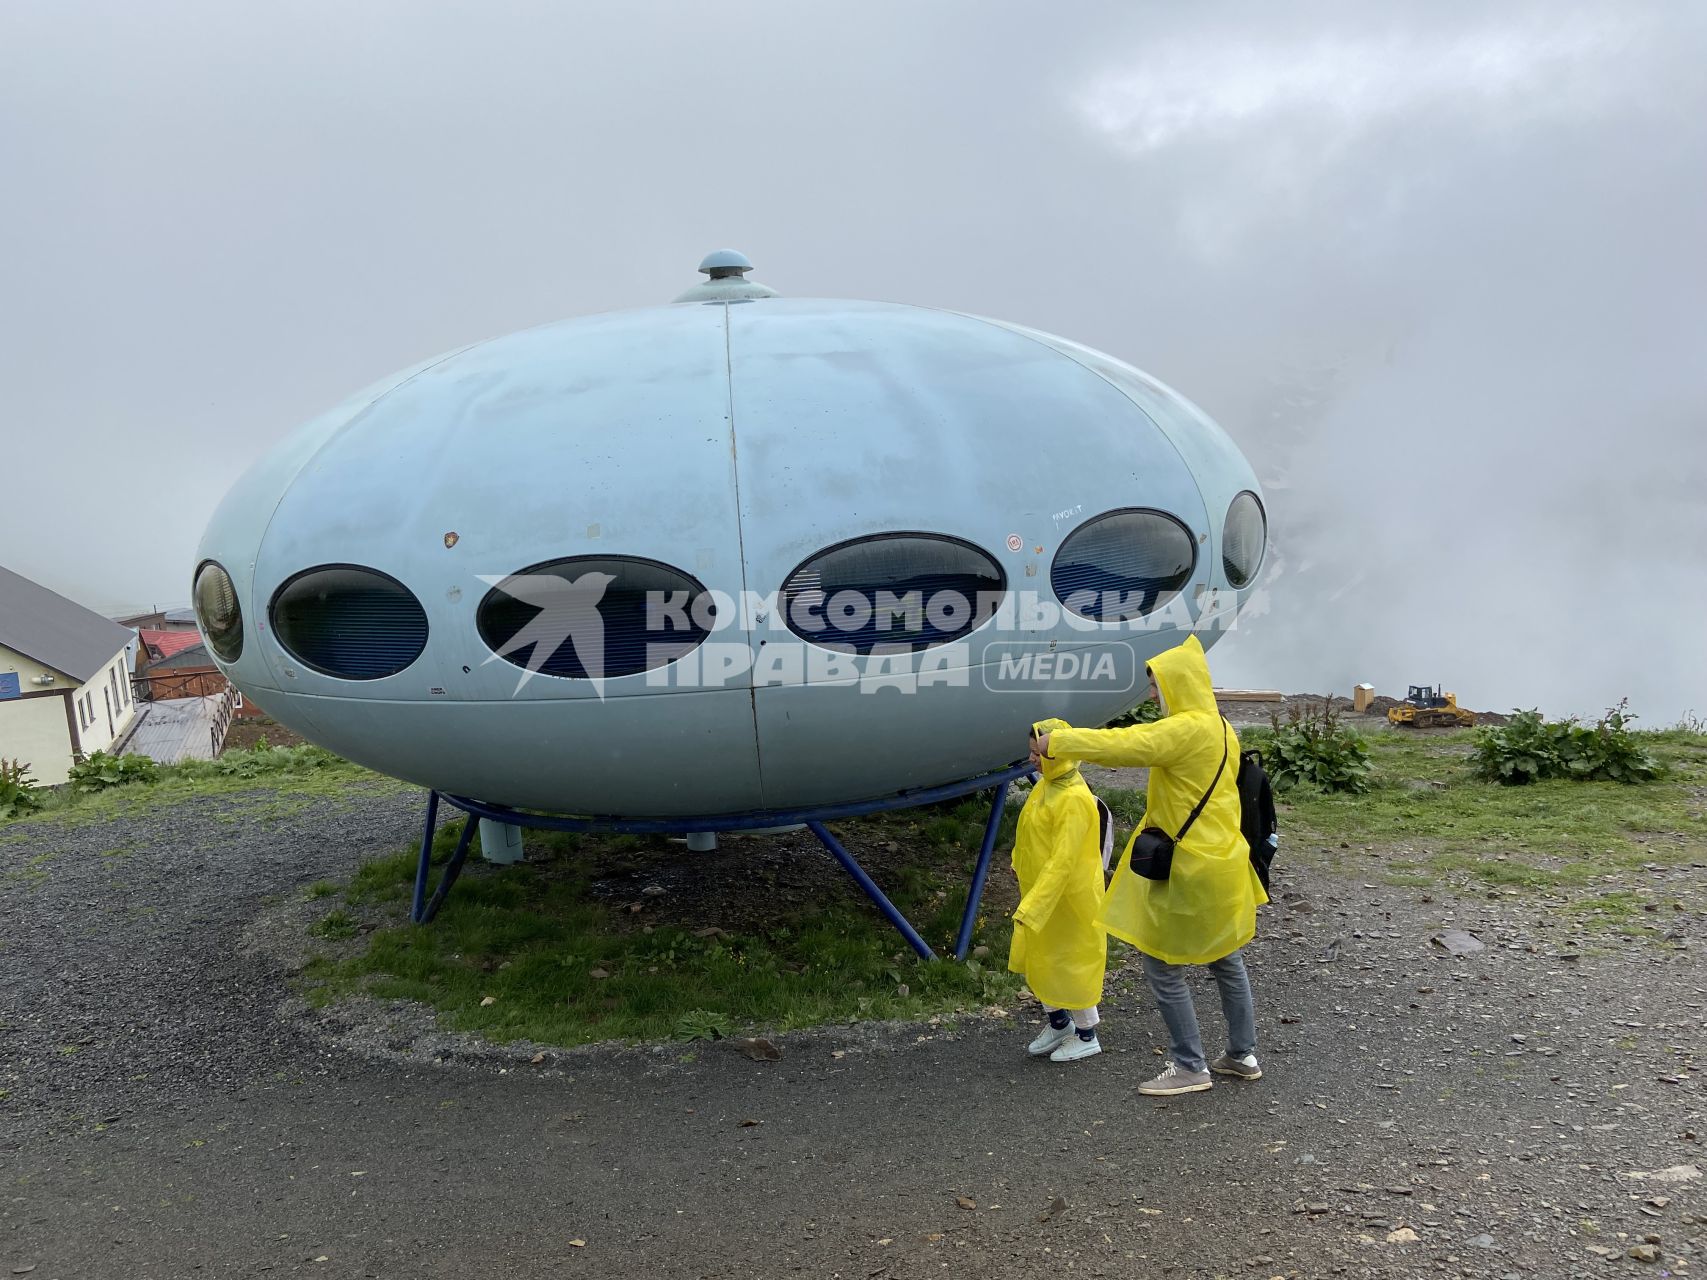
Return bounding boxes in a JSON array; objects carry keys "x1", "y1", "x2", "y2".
[{"x1": 194, "y1": 253, "x2": 1266, "y2": 818}]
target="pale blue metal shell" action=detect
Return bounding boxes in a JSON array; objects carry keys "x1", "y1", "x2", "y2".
[{"x1": 197, "y1": 294, "x2": 1264, "y2": 816}]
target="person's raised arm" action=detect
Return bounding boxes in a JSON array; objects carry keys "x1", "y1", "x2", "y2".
[{"x1": 1042, "y1": 715, "x2": 1202, "y2": 770}]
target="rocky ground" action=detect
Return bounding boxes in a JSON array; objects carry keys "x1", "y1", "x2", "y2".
[{"x1": 1, "y1": 775, "x2": 1702, "y2": 1279}]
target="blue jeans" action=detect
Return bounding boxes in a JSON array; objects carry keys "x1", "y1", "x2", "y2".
[{"x1": 1139, "y1": 949, "x2": 1257, "y2": 1074}]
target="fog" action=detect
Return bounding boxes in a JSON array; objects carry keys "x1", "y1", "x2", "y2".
[{"x1": 3, "y1": 1, "x2": 1703, "y2": 721}]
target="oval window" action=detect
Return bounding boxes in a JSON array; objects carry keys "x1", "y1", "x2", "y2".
[
  {"x1": 270, "y1": 566, "x2": 428, "y2": 680},
  {"x1": 477, "y1": 557, "x2": 715, "y2": 680},
  {"x1": 1223, "y1": 491, "x2": 1266, "y2": 588},
  {"x1": 781, "y1": 533, "x2": 1005, "y2": 653},
  {"x1": 1051, "y1": 509, "x2": 1196, "y2": 622},
  {"x1": 193, "y1": 561, "x2": 243, "y2": 663}
]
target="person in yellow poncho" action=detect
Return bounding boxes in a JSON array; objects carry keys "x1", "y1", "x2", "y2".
[
  {"x1": 1032, "y1": 634, "x2": 1268, "y2": 1096},
  {"x1": 1008, "y1": 718, "x2": 1110, "y2": 1063}
]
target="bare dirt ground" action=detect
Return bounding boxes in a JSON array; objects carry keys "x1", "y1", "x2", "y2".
[
  {"x1": 2, "y1": 771, "x2": 1702, "y2": 1279},
  {"x1": 1218, "y1": 693, "x2": 1509, "y2": 731},
  {"x1": 221, "y1": 716, "x2": 310, "y2": 752}
]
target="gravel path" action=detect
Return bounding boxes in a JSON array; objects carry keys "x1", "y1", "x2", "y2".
[
  {"x1": 0, "y1": 786, "x2": 426, "y2": 1135},
  {"x1": 1, "y1": 781, "x2": 1703, "y2": 1279}
]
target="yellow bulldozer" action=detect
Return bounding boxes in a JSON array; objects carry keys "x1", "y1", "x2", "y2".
[{"x1": 1388, "y1": 684, "x2": 1477, "y2": 729}]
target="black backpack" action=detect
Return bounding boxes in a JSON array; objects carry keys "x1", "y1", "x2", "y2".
[{"x1": 1236, "y1": 748, "x2": 1279, "y2": 891}]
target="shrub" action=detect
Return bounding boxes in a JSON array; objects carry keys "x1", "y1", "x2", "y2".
[
  {"x1": 0, "y1": 758, "x2": 43, "y2": 820},
  {"x1": 175, "y1": 743, "x2": 344, "y2": 781},
  {"x1": 1470, "y1": 701, "x2": 1661, "y2": 785},
  {"x1": 1245, "y1": 701, "x2": 1373, "y2": 794},
  {"x1": 1105, "y1": 697, "x2": 1162, "y2": 729},
  {"x1": 68, "y1": 750, "x2": 159, "y2": 792}
]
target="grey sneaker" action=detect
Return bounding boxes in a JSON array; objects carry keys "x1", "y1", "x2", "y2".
[
  {"x1": 1209, "y1": 1052, "x2": 1263, "y2": 1080},
  {"x1": 1137, "y1": 1060, "x2": 1213, "y2": 1095}
]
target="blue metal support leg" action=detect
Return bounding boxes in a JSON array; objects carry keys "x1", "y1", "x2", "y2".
[
  {"x1": 409, "y1": 790, "x2": 441, "y2": 923},
  {"x1": 407, "y1": 762, "x2": 1032, "y2": 954},
  {"x1": 954, "y1": 780, "x2": 1011, "y2": 960},
  {"x1": 412, "y1": 810, "x2": 478, "y2": 925},
  {"x1": 805, "y1": 820, "x2": 936, "y2": 961}
]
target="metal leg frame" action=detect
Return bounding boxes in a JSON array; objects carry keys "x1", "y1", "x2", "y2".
[
  {"x1": 407, "y1": 764, "x2": 1030, "y2": 958},
  {"x1": 954, "y1": 780, "x2": 1011, "y2": 960},
  {"x1": 805, "y1": 820, "x2": 936, "y2": 961},
  {"x1": 411, "y1": 796, "x2": 478, "y2": 925}
]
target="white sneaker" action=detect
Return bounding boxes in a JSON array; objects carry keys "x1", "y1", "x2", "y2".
[
  {"x1": 1050, "y1": 1033, "x2": 1102, "y2": 1063},
  {"x1": 1027, "y1": 1023, "x2": 1075, "y2": 1057}
]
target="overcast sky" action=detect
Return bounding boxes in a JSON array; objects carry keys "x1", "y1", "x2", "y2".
[{"x1": 3, "y1": 1, "x2": 1704, "y2": 721}]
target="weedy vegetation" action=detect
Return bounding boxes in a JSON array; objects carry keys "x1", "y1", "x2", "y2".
[
  {"x1": 1242, "y1": 700, "x2": 1374, "y2": 794},
  {"x1": 0, "y1": 759, "x2": 43, "y2": 820},
  {"x1": 68, "y1": 751, "x2": 159, "y2": 792},
  {"x1": 1274, "y1": 708, "x2": 1706, "y2": 894},
  {"x1": 1469, "y1": 701, "x2": 1662, "y2": 785}
]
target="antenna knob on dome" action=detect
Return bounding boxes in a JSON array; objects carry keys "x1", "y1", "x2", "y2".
[
  {"x1": 698, "y1": 249, "x2": 754, "y2": 278},
  {"x1": 673, "y1": 249, "x2": 778, "y2": 304}
]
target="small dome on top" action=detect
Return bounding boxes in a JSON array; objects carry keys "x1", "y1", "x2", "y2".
[
  {"x1": 673, "y1": 248, "x2": 778, "y2": 303},
  {"x1": 699, "y1": 249, "x2": 754, "y2": 276}
]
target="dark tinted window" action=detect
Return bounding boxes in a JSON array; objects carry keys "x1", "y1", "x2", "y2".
[
  {"x1": 1222, "y1": 491, "x2": 1266, "y2": 588},
  {"x1": 1052, "y1": 509, "x2": 1196, "y2": 621},
  {"x1": 781, "y1": 534, "x2": 1004, "y2": 652},
  {"x1": 193, "y1": 561, "x2": 243, "y2": 662},
  {"x1": 271, "y1": 566, "x2": 428, "y2": 679},
  {"x1": 477, "y1": 557, "x2": 714, "y2": 680}
]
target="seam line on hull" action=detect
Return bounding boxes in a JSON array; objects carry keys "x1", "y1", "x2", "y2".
[{"x1": 721, "y1": 304, "x2": 768, "y2": 807}]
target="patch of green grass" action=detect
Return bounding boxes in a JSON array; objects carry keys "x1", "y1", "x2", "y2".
[
  {"x1": 1, "y1": 745, "x2": 403, "y2": 829},
  {"x1": 1561, "y1": 891, "x2": 1673, "y2": 940},
  {"x1": 1100, "y1": 786, "x2": 1146, "y2": 828},
  {"x1": 1564, "y1": 891, "x2": 1646, "y2": 920},
  {"x1": 306, "y1": 881, "x2": 339, "y2": 899},
  {"x1": 304, "y1": 821, "x2": 1023, "y2": 1048},
  {"x1": 1279, "y1": 729, "x2": 1707, "y2": 890},
  {"x1": 310, "y1": 910, "x2": 359, "y2": 940},
  {"x1": 864, "y1": 795, "x2": 1022, "y2": 856},
  {"x1": 674, "y1": 1009, "x2": 732, "y2": 1040},
  {"x1": 921, "y1": 815, "x2": 972, "y2": 851},
  {"x1": 1380, "y1": 866, "x2": 1436, "y2": 888},
  {"x1": 0, "y1": 851, "x2": 57, "y2": 889}
]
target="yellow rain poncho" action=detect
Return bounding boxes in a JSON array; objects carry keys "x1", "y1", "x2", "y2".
[
  {"x1": 1048, "y1": 635, "x2": 1267, "y2": 965},
  {"x1": 1007, "y1": 718, "x2": 1108, "y2": 1010}
]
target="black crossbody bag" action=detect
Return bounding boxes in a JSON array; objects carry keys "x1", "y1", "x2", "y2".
[{"x1": 1128, "y1": 718, "x2": 1230, "y2": 882}]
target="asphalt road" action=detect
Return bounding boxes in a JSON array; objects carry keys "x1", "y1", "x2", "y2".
[{"x1": 2, "y1": 789, "x2": 1702, "y2": 1279}]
